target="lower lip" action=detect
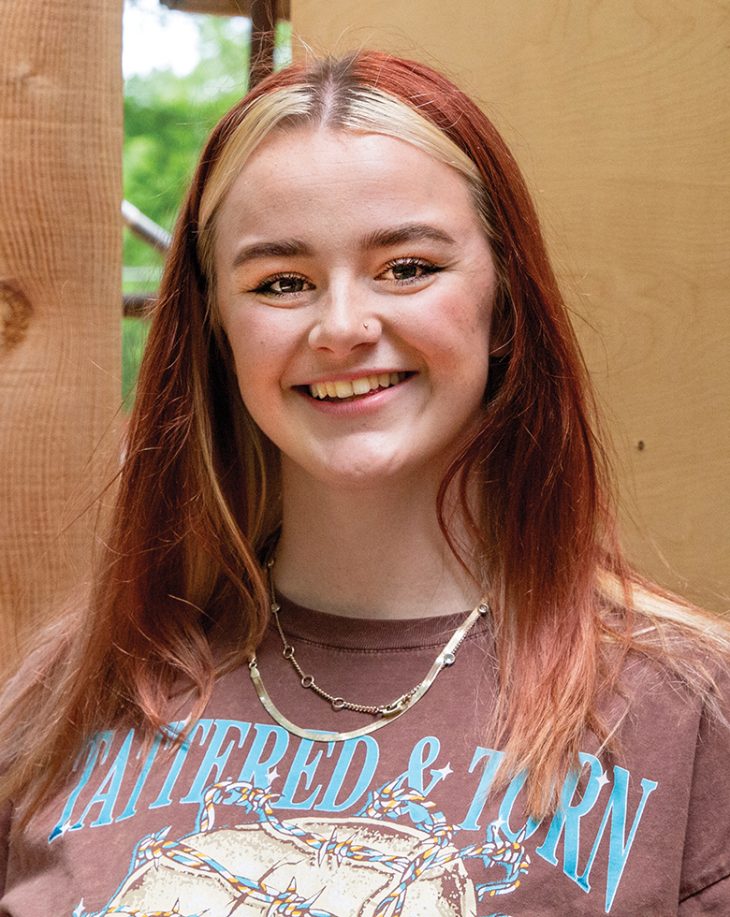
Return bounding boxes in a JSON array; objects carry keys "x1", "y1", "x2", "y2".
[{"x1": 297, "y1": 377, "x2": 413, "y2": 415}]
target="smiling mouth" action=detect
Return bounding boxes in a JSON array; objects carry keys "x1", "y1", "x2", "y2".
[{"x1": 305, "y1": 372, "x2": 411, "y2": 401}]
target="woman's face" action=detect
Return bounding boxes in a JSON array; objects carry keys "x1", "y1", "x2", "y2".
[{"x1": 214, "y1": 127, "x2": 496, "y2": 490}]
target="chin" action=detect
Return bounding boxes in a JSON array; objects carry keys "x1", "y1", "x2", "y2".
[{"x1": 298, "y1": 451, "x2": 444, "y2": 493}]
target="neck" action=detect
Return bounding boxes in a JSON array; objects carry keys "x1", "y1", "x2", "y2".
[{"x1": 273, "y1": 462, "x2": 481, "y2": 619}]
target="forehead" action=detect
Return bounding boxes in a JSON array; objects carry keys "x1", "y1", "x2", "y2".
[{"x1": 213, "y1": 127, "x2": 484, "y2": 249}]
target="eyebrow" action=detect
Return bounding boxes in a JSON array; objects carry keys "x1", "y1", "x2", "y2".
[
  {"x1": 231, "y1": 222, "x2": 457, "y2": 270},
  {"x1": 232, "y1": 238, "x2": 312, "y2": 269},
  {"x1": 361, "y1": 223, "x2": 458, "y2": 250}
]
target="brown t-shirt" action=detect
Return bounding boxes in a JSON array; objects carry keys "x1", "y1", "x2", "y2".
[{"x1": 1, "y1": 597, "x2": 728, "y2": 916}]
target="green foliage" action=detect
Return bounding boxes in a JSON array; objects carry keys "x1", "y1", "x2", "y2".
[
  {"x1": 121, "y1": 16, "x2": 291, "y2": 407},
  {"x1": 122, "y1": 317, "x2": 151, "y2": 405},
  {"x1": 123, "y1": 17, "x2": 253, "y2": 278}
]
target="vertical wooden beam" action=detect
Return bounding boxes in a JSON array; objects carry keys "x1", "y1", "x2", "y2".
[
  {"x1": 0, "y1": 0, "x2": 123, "y2": 668},
  {"x1": 249, "y1": 0, "x2": 278, "y2": 88}
]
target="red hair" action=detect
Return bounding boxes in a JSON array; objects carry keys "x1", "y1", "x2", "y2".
[{"x1": 1, "y1": 51, "x2": 726, "y2": 821}]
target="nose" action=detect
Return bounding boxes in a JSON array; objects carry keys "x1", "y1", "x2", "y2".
[{"x1": 307, "y1": 280, "x2": 382, "y2": 356}]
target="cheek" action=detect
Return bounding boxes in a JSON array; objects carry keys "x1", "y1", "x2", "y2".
[
  {"x1": 428, "y1": 288, "x2": 494, "y2": 357},
  {"x1": 223, "y1": 312, "x2": 302, "y2": 421},
  {"x1": 434, "y1": 297, "x2": 493, "y2": 401},
  {"x1": 461, "y1": 300, "x2": 493, "y2": 340},
  {"x1": 223, "y1": 323, "x2": 270, "y2": 407},
  {"x1": 224, "y1": 309, "x2": 279, "y2": 367}
]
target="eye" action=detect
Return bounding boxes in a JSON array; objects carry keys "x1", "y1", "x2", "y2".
[
  {"x1": 378, "y1": 258, "x2": 443, "y2": 285},
  {"x1": 251, "y1": 273, "x2": 314, "y2": 296}
]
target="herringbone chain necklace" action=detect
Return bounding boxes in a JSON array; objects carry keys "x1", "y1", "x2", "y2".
[{"x1": 248, "y1": 557, "x2": 489, "y2": 742}]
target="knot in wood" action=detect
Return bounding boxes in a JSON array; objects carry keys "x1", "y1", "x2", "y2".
[{"x1": 0, "y1": 279, "x2": 32, "y2": 353}]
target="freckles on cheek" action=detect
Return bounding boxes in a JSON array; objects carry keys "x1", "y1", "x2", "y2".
[
  {"x1": 227, "y1": 315, "x2": 271, "y2": 355},
  {"x1": 443, "y1": 302, "x2": 491, "y2": 338}
]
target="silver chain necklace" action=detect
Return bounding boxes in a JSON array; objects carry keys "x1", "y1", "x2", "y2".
[{"x1": 248, "y1": 557, "x2": 489, "y2": 742}]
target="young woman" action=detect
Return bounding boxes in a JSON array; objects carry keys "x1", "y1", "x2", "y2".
[{"x1": 1, "y1": 51, "x2": 728, "y2": 917}]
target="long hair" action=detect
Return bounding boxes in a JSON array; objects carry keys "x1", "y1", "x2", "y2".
[{"x1": 1, "y1": 51, "x2": 727, "y2": 822}]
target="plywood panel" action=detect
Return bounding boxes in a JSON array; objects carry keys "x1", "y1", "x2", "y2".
[
  {"x1": 292, "y1": 0, "x2": 729, "y2": 609},
  {"x1": 0, "y1": 0, "x2": 123, "y2": 667}
]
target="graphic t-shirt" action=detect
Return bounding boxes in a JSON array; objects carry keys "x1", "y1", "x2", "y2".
[{"x1": 1, "y1": 596, "x2": 728, "y2": 916}]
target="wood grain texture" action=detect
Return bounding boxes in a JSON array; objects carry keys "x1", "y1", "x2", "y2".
[
  {"x1": 0, "y1": 0, "x2": 123, "y2": 668},
  {"x1": 293, "y1": 0, "x2": 729, "y2": 610}
]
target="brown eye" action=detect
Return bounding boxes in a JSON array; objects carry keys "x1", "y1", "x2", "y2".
[
  {"x1": 380, "y1": 258, "x2": 443, "y2": 284},
  {"x1": 252, "y1": 273, "x2": 313, "y2": 296},
  {"x1": 391, "y1": 262, "x2": 423, "y2": 281}
]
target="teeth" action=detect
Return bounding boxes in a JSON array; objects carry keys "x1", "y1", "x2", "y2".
[
  {"x1": 308, "y1": 372, "x2": 407, "y2": 400},
  {"x1": 334, "y1": 380, "x2": 354, "y2": 398},
  {"x1": 352, "y1": 377, "x2": 371, "y2": 395}
]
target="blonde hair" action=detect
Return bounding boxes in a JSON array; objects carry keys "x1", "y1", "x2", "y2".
[{"x1": 197, "y1": 84, "x2": 485, "y2": 282}]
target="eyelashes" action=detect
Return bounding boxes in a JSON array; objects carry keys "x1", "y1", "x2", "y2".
[
  {"x1": 378, "y1": 257, "x2": 445, "y2": 284},
  {"x1": 249, "y1": 258, "x2": 445, "y2": 299},
  {"x1": 250, "y1": 273, "x2": 314, "y2": 297}
]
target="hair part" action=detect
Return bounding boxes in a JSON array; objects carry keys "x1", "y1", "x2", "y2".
[{"x1": 197, "y1": 82, "x2": 486, "y2": 284}]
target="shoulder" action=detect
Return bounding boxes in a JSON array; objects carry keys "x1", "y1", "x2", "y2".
[
  {"x1": 630, "y1": 581, "x2": 730, "y2": 718},
  {"x1": 616, "y1": 578, "x2": 730, "y2": 766},
  {"x1": 629, "y1": 580, "x2": 730, "y2": 639},
  {"x1": 677, "y1": 668, "x2": 730, "y2": 909},
  {"x1": 596, "y1": 607, "x2": 730, "y2": 912},
  {"x1": 595, "y1": 573, "x2": 730, "y2": 901},
  {"x1": 618, "y1": 585, "x2": 730, "y2": 910},
  {"x1": 599, "y1": 572, "x2": 730, "y2": 699}
]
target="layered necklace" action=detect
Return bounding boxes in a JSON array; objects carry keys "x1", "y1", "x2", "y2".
[{"x1": 248, "y1": 557, "x2": 489, "y2": 742}]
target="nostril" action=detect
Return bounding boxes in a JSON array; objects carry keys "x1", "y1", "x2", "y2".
[{"x1": 308, "y1": 321, "x2": 381, "y2": 354}]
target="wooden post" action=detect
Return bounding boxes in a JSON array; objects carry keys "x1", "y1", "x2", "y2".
[
  {"x1": 249, "y1": 0, "x2": 278, "y2": 88},
  {"x1": 0, "y1": 0, "x2": 123, "y2": 669}
]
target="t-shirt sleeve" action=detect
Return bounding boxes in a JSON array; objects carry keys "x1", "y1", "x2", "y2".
[
  {"x1": 679, "y1": 873, "x2": 730, "y2": 915},
  {"x1": 678, "y1": 672, "x2": 730, "y2": 912}
]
